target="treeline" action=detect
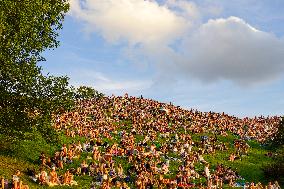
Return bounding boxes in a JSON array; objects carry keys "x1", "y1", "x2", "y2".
[{"x1": 0, "y1": 0, "x2": 103, "y2": 144}]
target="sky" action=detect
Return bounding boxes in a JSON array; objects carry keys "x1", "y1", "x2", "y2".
[{"x1": 41, "y1": 0, "x2": 284, "y2": 118}]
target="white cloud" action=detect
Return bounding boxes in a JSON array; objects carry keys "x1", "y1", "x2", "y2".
[
  {"x1": 69, "y1": 0, "x2": 190, "y2": 45},
  {"x1": 178, "y1": 16, "x2": 284, "y2": 85},
  {"x1": 69, "y1": 1, "x2": 284, "y2": 86}
]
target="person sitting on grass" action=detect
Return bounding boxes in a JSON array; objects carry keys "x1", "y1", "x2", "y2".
[
  {"x1": 1, "y1": 176, "x2": 8, "y2": 189},
  {"x1": 48, "y1": 167, "x2": 60, "y2": 186},
  {"x1": 63, "y1": 169, "x2": 78, "y2": 186},
  {"x1": 67, "y1": 147, "x2": 74, "y2": 163},
  {"x1": 12, "y1": 170, "x2": 29, "y2": 189},
  {"x1": 81, "y1": 160, "x2": 89, "y2": 175},
  {"x1": 100, "y1": 181, "x2": 110, "y2": 189},
  {"x1": 39, "y1": 152, "x2": 45, "y2": 164},
  {"x1": 116, "y1": 164, "x2": 124, "y2": 178},
  {"x1": 229, "y1": 153, "x2": 236, "y2": 161},
  {"x1": 273, "y1": 181, "x2": 281, "y2": 189},
  {"x1": 161, "y1": 163, "x2": 169, "y2": 174},
  {"x1": 45, "y1": 157, "x2": 53, "y2": 169},
  {"x1": 61, "y1": 144, "x2": 68, "y2": 158},
  {"x1": 204, "y1": 163, "x2": 211, "y2": 181},
  {"x1": 56, "y1": 159, "x2": 64, "y2": 170},
  {"x1": 74, "y1": 141, "x2": 83, "y2": 157},
  {"x1": 1, "y1": 177, "x2": 4, "y2": 189},
  {"x1": 122, "y1": 182, "x2": 130, "y2": 189},
  {"x1": 38, "y1": 168, "x2": 48, "y2": 185},
  {"x1": 114, "y1": 180, "x2": 122, "y2": 188}
]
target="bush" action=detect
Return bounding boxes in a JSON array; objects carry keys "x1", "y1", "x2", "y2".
[{"x1": 263, "y1": 147, "x2": 284, "y2": 186}]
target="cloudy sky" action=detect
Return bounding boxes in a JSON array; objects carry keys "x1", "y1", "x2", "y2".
[{"x1": 42, "y1": 0, "x2": 284, "y2": 118}]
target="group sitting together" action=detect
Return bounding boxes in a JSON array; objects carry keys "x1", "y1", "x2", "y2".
[{"x1": 1, "y1": 94, "x2": 282, "y2": 188}]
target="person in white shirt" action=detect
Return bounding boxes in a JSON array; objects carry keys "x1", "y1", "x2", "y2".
[{"x1": 204, "y1": 164, "x2": 210, "y2": 180}]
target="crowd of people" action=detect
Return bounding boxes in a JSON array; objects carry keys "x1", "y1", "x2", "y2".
[
  {"x1": 0, "y1": 167, "x2": 77, "y2": 189},
  {"x1": 55, "y1": 94, "x2": 281, "y2": 142},
  {"x1": 0, "y1": 170, "x2": 30, "y2": 189},
  {"x1": 1, "y1": 94, "x2": 282, "y2": 188}
]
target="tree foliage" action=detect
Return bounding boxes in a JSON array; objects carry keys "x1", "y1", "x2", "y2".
[
  {"x1": 266, "y1": 117, "x2": 284, "y2": 148},
  {"x1": 273, "y1": 117, "x2": 284, "y2": 146},
  {"x1": 264, "y1": 117, "x2": 284, "y2": 185},
  {"x1": 75, "y1": 86, "x2": 104, "y2": 100},
  {"x1": 263, "y1": 147, "x2": 284, "y2": 185},
  {"x1": 0, "y1": 0, "x2": 72, "y2": 142}
]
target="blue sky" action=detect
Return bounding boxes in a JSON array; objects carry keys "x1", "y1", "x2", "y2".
[{"x1": 41, "y1": 0, "x2": 284, "y2": 118}]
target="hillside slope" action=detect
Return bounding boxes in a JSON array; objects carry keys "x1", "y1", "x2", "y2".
[{"x1": 0, "y1": 95, "x2": 282, "y2": 188}]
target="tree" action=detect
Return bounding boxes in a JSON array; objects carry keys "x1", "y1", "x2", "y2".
[
  {"x1": 273, "y1": 117, "x2": 284, "y2": 146},
  {"x1": 266, "y1": 117, "x2": 284, "y2": 147},
  {"x1": 263, "y1": 147, "x2": 284, "y2": 186},
  {"x1": 263, "y1": 117, "x2": 284, "y2": 185},
  {"x1": 0, "y1": 0, "x2": 72, "y2": 142},
  {"x1": 75, "y1": 86, "x2": 104, "y2": 100}
]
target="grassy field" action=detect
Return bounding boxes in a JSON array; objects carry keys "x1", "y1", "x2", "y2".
[{"x1": 0, "y1": 129, "x2": 279, "y2": 189}]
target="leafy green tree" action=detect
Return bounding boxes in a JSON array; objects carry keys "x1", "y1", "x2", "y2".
[
  {"x1": 264, "y1": 117, "x2": 284, "y2": 185},
  {"x1": 75, "y1": 86, "x2": 104, "y2": 100},
  {"x1": 0, "y1": 0, "x2": 72, "y2": 142},
  {"x1": 273, "y1": 117, "x2": 284, "y2": 146},
  {"x1": 263, "y1": 147, "x2": 284, "y2": 186},
  {"x1": 266, "y1": 117, "x2": 284, "y2": 147}
]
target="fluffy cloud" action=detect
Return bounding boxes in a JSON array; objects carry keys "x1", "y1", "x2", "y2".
[
  {"x1": 180, "y1": 17, "x2": 284, "y2": 85},
  {"x1": 69, "y1": 0, "x2": 284, "y2": 85},
  {"x1": 69, "y1": 0, "x2": 190, "y2": 45}
]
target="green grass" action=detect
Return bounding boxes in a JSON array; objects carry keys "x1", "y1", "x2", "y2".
[
  {"x1": 0, "y1": 132, "x2": 92, "y2": 189},
  {"x1": 204, "y1": 139, "x2": 273, "y2": 183},
  {"x1": 0, "y1": 128, "x2": 280, "y2": 188}
]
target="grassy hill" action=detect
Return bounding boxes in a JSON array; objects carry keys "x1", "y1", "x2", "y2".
[{"x1": 0, "y1": 96, "x2": 283, "y2": 188}]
